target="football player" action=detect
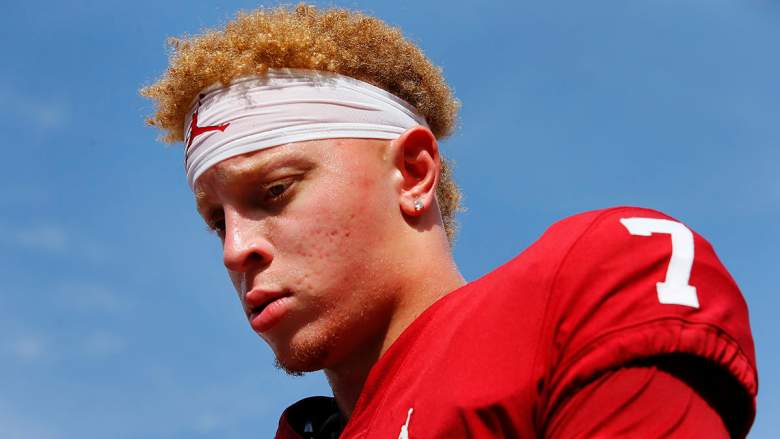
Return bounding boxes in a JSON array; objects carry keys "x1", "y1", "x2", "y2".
[{"x1": 142, "y1": 5, "x2": 757, "y2": 438}]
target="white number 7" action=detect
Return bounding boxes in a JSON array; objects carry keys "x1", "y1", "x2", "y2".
[{"x1": 619, "y1": 217, "x2": 700, "y2": 309}]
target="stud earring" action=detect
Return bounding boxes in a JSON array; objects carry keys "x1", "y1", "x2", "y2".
[{"x1": 413, "y1": 199, "x2": 424, "y2": 212}]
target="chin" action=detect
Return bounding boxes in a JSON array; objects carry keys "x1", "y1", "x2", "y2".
[{"x1": 270, "y1": 334, "x2": 332, "y2": 375}]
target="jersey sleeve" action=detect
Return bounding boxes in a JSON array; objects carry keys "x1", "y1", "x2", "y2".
[
  {"x1": 546, "y1": 363, "x2": 730, "y2": 438},
  {"x1": 536, "y1": 207, "x2": 757, "y2": 437}
]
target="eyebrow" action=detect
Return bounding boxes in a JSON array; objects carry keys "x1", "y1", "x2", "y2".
[{"x1": 194, "y1": 148, "x2": 302, "y2": 214}]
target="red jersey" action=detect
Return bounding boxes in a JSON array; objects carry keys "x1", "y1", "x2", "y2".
[{"x1": 275, "y1": 207, "x2": 757, "y2": 438}]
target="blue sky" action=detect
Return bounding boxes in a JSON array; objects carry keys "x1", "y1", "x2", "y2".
[{"x1": 1, "y1": 1, "x2": 777, "y2": 437}]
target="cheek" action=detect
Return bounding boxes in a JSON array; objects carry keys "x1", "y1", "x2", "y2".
[
  {"x1": 308, "y1": 169, "x2": 381, "y2": 236},
  {"x1": 279, "y1": 176, "x2": 391, "y2": 283},
  {"x1": 289, "y1": 207, "x2": 361, "y2": 267}
]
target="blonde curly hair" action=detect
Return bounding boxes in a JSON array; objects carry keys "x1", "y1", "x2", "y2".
[{"x1": 141, "y1": 3, "x2": 462, "y2": 239}]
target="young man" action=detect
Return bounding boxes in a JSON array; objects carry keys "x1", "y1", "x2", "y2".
[{"x1": 143, "y1": 5, "x2": 757, "y2": 438}]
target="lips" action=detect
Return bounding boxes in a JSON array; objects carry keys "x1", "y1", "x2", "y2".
[{"x1": 244, "y1": 289, "x2": 292, "y2": 332}]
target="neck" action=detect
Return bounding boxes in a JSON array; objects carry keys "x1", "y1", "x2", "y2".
[{"x1": 324, "y1": 225, "x2": 466, "y2": 418}]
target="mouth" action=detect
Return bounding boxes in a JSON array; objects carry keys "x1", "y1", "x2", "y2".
[{"x1": 244, "y1": 289, "x2": 293, "y2": 332}]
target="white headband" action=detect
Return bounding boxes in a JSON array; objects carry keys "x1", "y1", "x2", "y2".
[{"x1": 183, "y1": 68, "x2": 429, "y2": 189}]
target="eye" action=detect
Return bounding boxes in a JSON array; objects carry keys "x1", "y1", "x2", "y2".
[
  {"x1": 263, "y1": 180, "x2": 294, "y2": 202},
  {"x1": 267, "y1": 183, "x2": 287, "y2": 198}
]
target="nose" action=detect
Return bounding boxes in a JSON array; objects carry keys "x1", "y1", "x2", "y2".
[{"x1": 222, "y1": 209, "x2": 274, "y2": 273}]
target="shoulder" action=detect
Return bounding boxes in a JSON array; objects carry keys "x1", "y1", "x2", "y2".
[
  {"x1": 488, "y1": 206, "x2": 693, "y2": 298},
  {"x1": 540, "y1": 205, "x2": 751, "y2": 332},
  {"x1": 531, "y1": 206, "x2": 757, "y2": 437},
  {"x1": 512, "y1": 206, "x2": 676, "y2": 272},
  {"x1": 476, "y1": 207, "x2": 637, "y2": 290},
  {"x1": 530, "y1": 205, "x2": 746, "y2": 313},
  {"x1": 536, "y1": 205, "x2": 677, "y2": 247}
]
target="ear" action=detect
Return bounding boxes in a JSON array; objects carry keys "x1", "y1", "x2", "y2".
[{"x1": 389, "y1": 126, "x2": 440, "y2": 217}]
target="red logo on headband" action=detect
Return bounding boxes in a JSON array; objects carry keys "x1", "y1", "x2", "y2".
[{"x1": 186, "y1": 94, "x2": 231, "y2": 148}]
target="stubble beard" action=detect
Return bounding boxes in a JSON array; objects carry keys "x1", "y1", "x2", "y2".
[
  {"x1": 272, "y1": 321, "x2": 340, "y2": 376},
  {"x1": 270, "y1": 283, "x2": 390, "y2": 377},
  {"x1": 274, "y1": 358, "x2": 305, "y2": 377},
  {"x1": 273, "y1": 342, "x2": 329, "y2": 376}
]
